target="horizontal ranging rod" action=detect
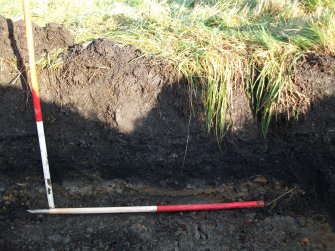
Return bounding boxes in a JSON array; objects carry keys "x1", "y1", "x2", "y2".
[
  {"x1": 28, "y1": 201, "x2": 265, "y2": 214},
  {"x1": 23, "y1": 1, "x2": 265, "y2": 216}
]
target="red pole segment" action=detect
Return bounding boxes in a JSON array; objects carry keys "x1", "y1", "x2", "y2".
[
  {"x1": 157, "y1": 201, "x2": 265, "y2": 212},
  {"x1": 28, "y1": 201, "x2": 265, "y2": 214},
  {"x1": 31, "y1": 89, "x2": 43, "y2": 122}
]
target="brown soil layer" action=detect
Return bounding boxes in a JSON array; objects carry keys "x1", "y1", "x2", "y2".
[
  {"x1": 0, "y1": 16, "x2": 335, "y2": 250},
  {"x1": 0, "y1": 15, "x2": 73, "y2": 61}
]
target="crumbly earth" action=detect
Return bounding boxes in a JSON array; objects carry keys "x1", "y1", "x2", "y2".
[
  {"x1": 0, "y1": 16, "x2": 334, "y2": 250},
  {"x1": 0, "y1": 15, "x2": 74, "y2": 61}
]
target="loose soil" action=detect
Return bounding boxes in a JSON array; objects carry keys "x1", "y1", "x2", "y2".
[{"x1": 0, "y1": 16, "x2": 334, "y2": 250}]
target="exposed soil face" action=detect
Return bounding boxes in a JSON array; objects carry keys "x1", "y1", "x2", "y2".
[
  {"x1": 0, "y1": 17, "x2": 335, "y2": 250},
  {"x1": 0, "y1": 15, "x2": 74, "y2": 61}
]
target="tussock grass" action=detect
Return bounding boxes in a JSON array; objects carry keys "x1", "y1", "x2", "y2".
[
  {"x1": 35, "y1": 48, "x2": 65, "y2": 71},
  {"x1": 1, "y1": 0, "x2": 335, "y2": 138}
]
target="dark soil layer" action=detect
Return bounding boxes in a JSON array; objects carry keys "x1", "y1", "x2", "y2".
[{"x1": 0, "y1": 17, "x2": 335, "y2": 250}]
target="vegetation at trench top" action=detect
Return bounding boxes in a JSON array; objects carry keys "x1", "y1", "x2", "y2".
[{"x1": 1, "y1": 0, "x2": 335, "y2": 138}]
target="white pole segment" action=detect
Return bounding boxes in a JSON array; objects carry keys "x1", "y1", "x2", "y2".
[
  {"x1": 28, "y1": 206, "x2": 158, "y2": 214},
  {"x1": 36, "y1": 121, "x2": 55, "y2": 208}
]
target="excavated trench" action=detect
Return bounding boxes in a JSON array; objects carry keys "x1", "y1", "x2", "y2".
[{"x1": 0, "y1": 16, "x2": 335, "y2": 250}]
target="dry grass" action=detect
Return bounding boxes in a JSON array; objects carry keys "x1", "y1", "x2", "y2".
[{"x1": 1, "y1": 0, "x2": 334, "y2": 137}]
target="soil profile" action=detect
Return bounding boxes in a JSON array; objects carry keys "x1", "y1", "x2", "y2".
[{"x1": 1, "y1": 16, "x2": 335, "y2": 250}]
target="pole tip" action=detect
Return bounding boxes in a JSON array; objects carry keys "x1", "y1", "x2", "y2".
[
  {"x1": 27, "y1": 209, "x2": 50, "y2": 214},
  {"x1": 257, "y1": 201, "x2": 265, "y2": 207}
]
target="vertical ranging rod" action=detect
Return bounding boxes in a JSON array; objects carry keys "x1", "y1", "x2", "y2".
[{"x1": 23, "y1": 0, "x2": 55, "y2": 208}]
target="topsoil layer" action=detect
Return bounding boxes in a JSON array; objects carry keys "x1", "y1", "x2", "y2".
[{"x1": 0, "y1": 16, "x2": 335, "y2": 250}]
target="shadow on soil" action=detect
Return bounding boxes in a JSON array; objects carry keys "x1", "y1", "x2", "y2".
[{"x1": 0, "y1": 84, "x2": 334, "y2": 213}]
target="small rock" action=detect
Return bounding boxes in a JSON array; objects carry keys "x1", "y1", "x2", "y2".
[
  {"x1": 254, "y1": 176, "x2": 268, "y2": 185},
  {"x1": 186, "y1": 183, "x2": 193, "y2": 189},
  {"x1": 323, "y1": 135, "x2": 331, "y2": 143},
  {"x1": 63, "y1": 236, "x2": 70, "y2": 245},
  {"x1": 244, "y1": 214, "x2": 255, "y2": 224},
  {"x1": 130, "y1": 223, "x2": 149, "y2": 240},
  {"x1": 222, "y1": 245, "x2": 230, "y2": 251},
  {"x1": 194, "y1": 229, "x2": 200, "y2": 241},
  {"x1": 189, "y1": 224, "x2": 200, "y2": 241},
  {"x1": 272, "y1": 181, "x2": 281, "y2": 190},
  {"x1": 115, "y1": 110, "x2": 122, "y2": 123},
  {"x1": 228, "y1": 225, "x2": 235, "y2": 234},
  {"x1": 300, "y1": 237, "x2": 311, "y2": 247},
  {"x1": 86, "y1": 227, "x2": 94, "y2": 233},
  {"x1": 198, "y1": 223, "x2": 208, "y2": 240},
  {"x1": 48, "y1": 234, "x2": 62, "y2": 242}
]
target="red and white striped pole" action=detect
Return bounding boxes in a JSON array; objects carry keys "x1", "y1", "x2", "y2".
[
  {"x1": 28, "y1": 201, "x2": 265, "y2": 214},
  {"x1": 23, "y1": 0, "x2": 55, "y2": 209}
]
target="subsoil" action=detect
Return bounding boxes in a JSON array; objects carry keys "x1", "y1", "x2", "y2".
[{"x1": 0, "y1": 16, "x2": 334, "y2": 250}]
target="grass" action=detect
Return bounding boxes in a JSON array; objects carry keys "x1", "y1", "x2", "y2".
[
  {"x1": 35, "y1": 48, "x2": 65, "y2": 70},
  {"x1": 1, "y1": 0, "x2": 335, "y2": 138}
]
